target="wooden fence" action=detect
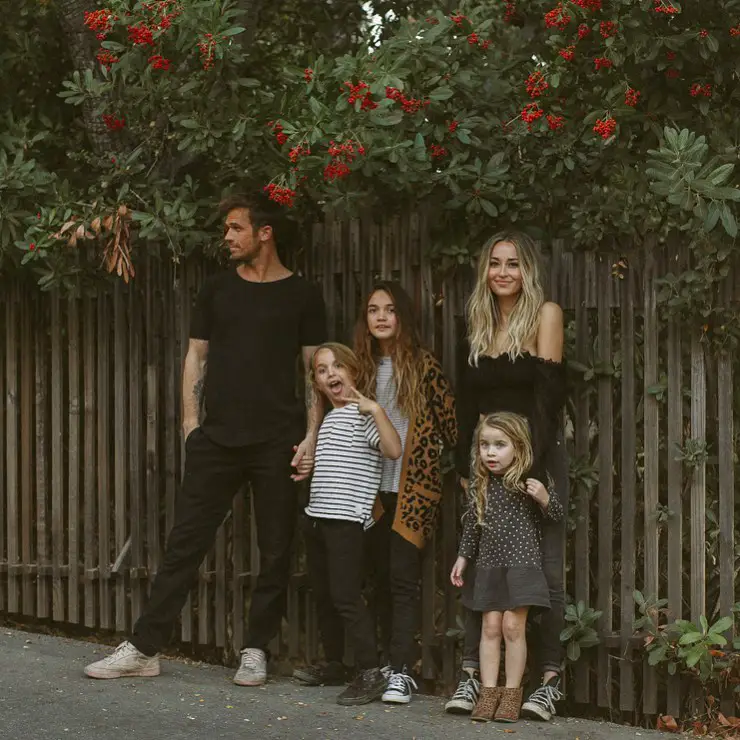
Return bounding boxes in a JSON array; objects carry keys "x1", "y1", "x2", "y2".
[{"x1": 1, "y1": 212, "x2": 738, "y2": 722}]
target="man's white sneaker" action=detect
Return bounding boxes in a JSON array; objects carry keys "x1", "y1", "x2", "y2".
[
  {"x1": 84, "y1": 641, "x2": 160, "y2": 679},
  {"x1": 233, "y1": 648, "x2": 267, "y2": 686}
]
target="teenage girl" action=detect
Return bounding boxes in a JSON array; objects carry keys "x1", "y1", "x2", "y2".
[
  {"x1": 354, "y1": 281, "x2": 457, "y2": 704},
  {"x1": 450, "y1": 412, "x2": 563, "y2": 723},
  {"x1": 296, "y1": 342, "x2": 402, "y2": 706}
]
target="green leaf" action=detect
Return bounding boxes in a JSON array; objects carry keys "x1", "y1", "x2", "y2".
[
  {"x1": 369, "y1": 110, "x2": 404, "y2": 126},
  {"x1": 709, "y1": 163, "x2": 734, "y2": 186},
  {"x1": 566, "y1": 641, "x2": 580, "y2": 662},
  {"x1": 237, "y1": 78, "x2": 260, "y2": 88},
  {"x1": 429, "y1": 86, "x2": 454, "y2": 101},
  {"x1": 719, "y1": 203, "x2": 738, "y2": 237},
  {"x1": 179, "y1": 119, "x2": 198, "y2": 129},
  {"x1": 710, "y1": 616, "x2": 733, "y2": 634},
  {"x1": 678, "y1": 632, "x2": 703, "y2": 645},
  {"x1": 704, "y1": 201, "x2": 720, "y2": 231},
  {"x1": 456, "y1": 129, "x2": 471, "y2": 145},
  {"x1": 480, "y1": 199, "x2": 498, "y2": 218},
  {"x1": 648, "y1": 645, "x2": 667, "y2": 665},
  {"x1": 707, "y1": 35, "x2": 719, "y2": 53},
  {"x1": 222, "y1": 26, "x2": 246, "y2": 36}
]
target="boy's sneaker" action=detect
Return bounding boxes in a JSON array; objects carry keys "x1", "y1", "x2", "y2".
[
  {"x1": 521, "y1": 675, "x2": 564, "y2": 721},
  {"x1": 84, "y1": 641, "x2": 160, "y2": 679},
  {"x1": 444, "y1": 668, "x2": 481, "y2": 714},
  {"x1": 336, "y1": 667, "x2": 387, "y2": 706},
  {"x1": 293, "y1": 661, "x2": 348, "y2": 686},
  {"x1": 382, "y1": 668, "x2": 418, "y2": 704},
  {"x1": 233, "y1": 648, "x2": 267, "y2": 686}
]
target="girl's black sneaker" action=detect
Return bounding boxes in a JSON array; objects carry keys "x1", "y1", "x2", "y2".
[
  {"x1": 336, "y1": 667, "x2": 387, "y2": 706},
  {"x1": 293, "y1": 661, "x2": 349, "y2": 686}
]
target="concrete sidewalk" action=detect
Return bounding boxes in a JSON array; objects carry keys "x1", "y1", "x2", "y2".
[{"x1": 0, "y1": 628, "x2": 667, "y2": 740}]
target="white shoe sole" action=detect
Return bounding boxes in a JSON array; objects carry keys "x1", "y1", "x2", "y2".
[
  {"x1": 84, "y1": 665, "x2": 160, "y2": 679},
  {"x1": 233, "y1": 676, "x2": 266, "y2": 686},
  {"x1": 444, "y1": 700, "x2": 474, "y2": 714},
  {"x1": 382, "y1": 692, "x2": 411, "y2": 704},
  {"x1": 521, "y1": 702, "x2": 552, "y2": 721}
]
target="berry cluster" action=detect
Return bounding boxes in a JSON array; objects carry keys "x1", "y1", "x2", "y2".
[
  {"x1": 102, "y1": 114, "x2": 126, "y2": 131},
  {"x1": 521, "y1": 102, "x2": 544, "y2": 129},
  {"x1": 731, "y1": 26, "x2": 740, "y2": 37},
  {"x1": 600, "y1": 21, "x2": 617, "y2": 38},
  {"x1": 385, "y1": 87, "x2": 429, "y2": 114},
  {"x1": 577, "y1": 23, "x2": 591, "y2": 40},
  {"x1": 429, "y1": 144, "x2": 448, "y2": 159},
  {"x1": 142, "y1": 0, "x2": 182, "y2": 30},
  {"x1": 148, "y1": 54, "x2": 171, "y2": 71},
  {"x1": 559, "y1": 45, "x2": 575, "y2": 61},
  {"x1": 503, "y1": 1, "x2": 516, "y2": 23},
  {"x1": 526, "y1": 70, "x2": 548, "y2": 98},
  {"x1": 263, "y1": 184, "x2": 295, "y2": 207},
  {"x1": 96, "y1": 49, "x2": 119, "y2": 69},
  {"x1": 546, "y1": 114, "x2": 564, "y2": 131},
  {"x1": 288, "y1": 144, "x2": 311, "y2": 163},
  {"x1": 624, "y1": 88, "x2": 641, "y2": 107},
  {"x1": 267, "y1": 121, "x2": 288, "y2": 146},
  {"x1": 128, "y1": 23, "x2": 154, "y2": 46},
  {"x1": 594, "y1": 57, "x2": 613, "y2": 70},
  {"x1": 698, "y1": 29, "x2": 709, "y2": 39},
  {"x1": 690, "y1": 83, "x2": 712, "y2": 97},
  {"x1": 593, "y1": 117, "x2": 616, "y2": 139},
  {"x1": 448, "y1": 120, "x2": 459, "y2": 133},
  {"x1": 450, "y1": 14, "x2": 467, "y2": 26},
  {"x1": 84, "y1": 9, "x2": 117, "y2": 39},
  {"x1": 343, "y1": 81, "x2": 377, "y2": 111},
  {"x1": 653, "y1": 0, "x2": 679, "y2": 14},
  {"x1": 197, "y1": 33, "x2": 217, "y2": 70},
  {"x1": 468, "y1": 32, "x2": 479, "y2": 45},
  {"x1": 324, "y1": 140, "x2": 365, "y2": 182},
  {"x1": 573, "y1": 0, "x2": 602, "y2": 9},
  {"x1": 544, "y1": 3, "x2": 571, "y2": 30},
  {"x1": 304, "y1": 68, "x2": 313, "y2": 83}
]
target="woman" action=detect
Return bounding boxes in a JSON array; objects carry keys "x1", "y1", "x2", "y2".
[
  {"x1": 355, "y1": 281, "x2": 457, "y2": 704},
  {"x1": 445, "y1": 232, "x2": 568, "y2": 723}
]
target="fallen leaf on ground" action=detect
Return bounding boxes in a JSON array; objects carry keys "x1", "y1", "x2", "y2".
[{"x1": 657, "y1": 715, "x2": 679, "y2": 733}]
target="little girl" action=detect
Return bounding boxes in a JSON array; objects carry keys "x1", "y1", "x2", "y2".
[
  {"x1": 450, "y1": 412, "x2": 562, "y2": 723},
  {"x1": 354, "y1": 281, "x2": 457, "y2": 704},
  {"x1": 298, "y1": 342, "x2": 402, "y2": 706}
]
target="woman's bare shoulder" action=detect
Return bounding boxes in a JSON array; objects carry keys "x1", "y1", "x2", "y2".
[{"x1": 539, "y1": 301, "x2": 563, "y2": 323}]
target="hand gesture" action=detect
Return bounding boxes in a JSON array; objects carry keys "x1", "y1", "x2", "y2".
[
  {"x1": 450, "y1": 556, "x2": 467, "y2": 588},
  {"x1": 525, "y1": 478, "x2": 549, "y2": 507},
  {"x1": 340, "y1": 386, "x2": 378, "y2": 416}
]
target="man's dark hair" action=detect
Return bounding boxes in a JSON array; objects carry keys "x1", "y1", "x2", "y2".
[{"x1": 218, "y1": 191, "x2": 286, "y2": 244}]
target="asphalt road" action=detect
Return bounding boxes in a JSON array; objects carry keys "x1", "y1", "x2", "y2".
[{"x1": 0, "y1": 628, "x2": 668, "y2": 740}]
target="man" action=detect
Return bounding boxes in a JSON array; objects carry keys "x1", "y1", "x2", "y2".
[{"x1": 85, "y1": 192, "x2": 326, "y2": 686}]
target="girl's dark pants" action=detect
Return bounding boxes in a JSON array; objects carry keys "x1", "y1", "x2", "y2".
[
  {"x1": 364, "y1": 491, "x2": 422, "y2": 673},
  {"x1": 303, "y1": 515, "x2": 379, "y2": 669}
]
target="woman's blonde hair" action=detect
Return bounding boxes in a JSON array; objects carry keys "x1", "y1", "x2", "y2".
[
  {"x1": 310, "y1": 342, "x2": 361, "y2": 406},
  {"x1": 466, "y1": 231, "x2": 545, "y2": 365},
  {"x1": 468, "y1": 412, "x2": 533, "y2": 525},
  {"x1": 354, "y1": 281, "x2": 426, "y2": 421}
]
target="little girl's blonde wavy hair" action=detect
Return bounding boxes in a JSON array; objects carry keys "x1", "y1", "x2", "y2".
[{"x1": 468, "y1": 412, "x2": 533, "y2": 525}]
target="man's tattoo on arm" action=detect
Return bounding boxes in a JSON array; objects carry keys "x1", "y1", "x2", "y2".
[{"x1": 305, "y1": 373, "x2": 316, "y2": 412}]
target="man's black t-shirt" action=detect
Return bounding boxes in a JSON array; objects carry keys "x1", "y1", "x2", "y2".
[{"x1": 190, "y1": 269, "x2": 327, "y2": 447}]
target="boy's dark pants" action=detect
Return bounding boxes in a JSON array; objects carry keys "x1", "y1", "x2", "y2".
[
  {"x1": 461, "y1": 437, "x2": 569, "y2": 677},
  {"x1": 131, "y1": 427, "x2": 298, "y2": 656},
  {"x1": 303, "y1": 516, "x2": 378, "y2": 669}
]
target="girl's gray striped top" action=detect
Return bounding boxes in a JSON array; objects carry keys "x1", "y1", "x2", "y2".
[{"x1": 376, "y1": 357, "x2": 410, "y2": 493}]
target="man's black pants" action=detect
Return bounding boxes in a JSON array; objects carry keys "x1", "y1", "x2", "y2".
[
  {"x1": 131, "y1": 427, "x2": 298, "y2": 656},
  {"x1": 303, "y1": 516, "x2": 378, "y2": 670}
]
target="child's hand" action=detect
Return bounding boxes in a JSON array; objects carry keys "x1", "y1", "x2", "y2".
[
  {"x1": 340, "y1": 386, "x2": 378, "y2": 416},
  {"x1": 450, "y1": 556, "x2": 467, "y2": 587},
  {"x1": 525, "y1": 478, "x2": 549, "y2": 507}
]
